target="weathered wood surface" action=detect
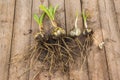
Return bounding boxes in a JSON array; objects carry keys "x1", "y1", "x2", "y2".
[
  {"x1": 0, "y1": 0, "x2": 120, "y2": 80},
  {"x1": 8, "y1": 0, "x2": 32, "y2": 80}
]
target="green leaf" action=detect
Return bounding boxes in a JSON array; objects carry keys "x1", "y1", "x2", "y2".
[
  {"x1": 49, "y1": 5, "x2": 53, "y2": 13},
  {"x1": 39, "y1": 13, "x2": 45, "y2": 25},
  {"x1": 33, "y1": 14, "x2": 40, "y2": 25},
  {"x1": 82, "y1": 10, "x2": 87, "y2": 22},
  {"x1": 53, "y1": 5, "x2": 58, "y2": 16},
  {"x1": 49, "y1": 5, "x2": 54, "y2": 19},
  {"x1": 39, "y1": 5, "x2": 59, "y2": 21},
  {"x1": 75, "y1": 11, "x2": 79, "y2": 29},
  {"x1": 40, "y1": 5, "x2": 53, "y2": 20}
]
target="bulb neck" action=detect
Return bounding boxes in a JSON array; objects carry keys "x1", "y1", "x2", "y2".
[
  {"x1": 84, "y1": 21, "x2": 88, "y2": 29},
  {"x1": 39, "y1": 25, "x2": 44, "y2": 32},
  {"x1": 51, "y1": 20, "x2": 57, "y2": 28}
]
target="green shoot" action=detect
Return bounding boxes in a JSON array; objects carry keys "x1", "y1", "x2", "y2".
[
  {"x1": 82, "y1": 10, "x2": 93, "y2": 36},
  {"x1": 34, "y1": 14, "x2": 40, "y2": 25},
  {"x1": 75, "y1": 11, "x2": 79, "y2": 29},
  {"x1": 40, "y1": 5, "x2": 58, "y2": 28},
  {"x1": 33, "y1": 13, "x2": 45, "y2": 31},
  {"x1": 33, "y1": 13, "x2": 45, "y2": 26},
  {"x1": 82, "y1": 10, "x2": 88, "y2": 29},
  {"x1": 39, "y1": 5, "x2": 58, "y2": 21}
]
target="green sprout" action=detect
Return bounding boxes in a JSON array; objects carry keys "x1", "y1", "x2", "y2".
[
  {"x1": 33, "y1": 13, "x2": 45, "y2": 38},
  {"x1": 82, "y1": 10, "x2": 93, "y2": 36},
  {"x1": 70, "y1": 12, "x2": 81, "y2": 37},
  {"x1": 33, "y1": 13, "x2": 45, "y2": 32},
  {"x1": 39, "y1": 5, "x2": 65, "y2": 37},
  {"x1": 39, "y1": 5, "x2": 58, "y2": 27},
  {"x1": 82, "y1": 10, "x2": 89, "y2": 29}
]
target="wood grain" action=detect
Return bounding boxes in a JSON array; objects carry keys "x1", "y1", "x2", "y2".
[
  {"x1": 98, "y1": 0, "x2": 120, "y2": 80},
  {"x1": 113, "y1": 0, "x2": 120, "y2": 78},
  {"x1": 113, "y1": 0, "x2": 120, "y2": 31},
  {"x1": 0, "y1": 0, "x2": 15, "y2": 80},
  {"x1": 9, "y1": 0, "x2": 32, "y2": 80},
  {"x1": 0, "y1": 0, "x2": 120, "y2": 80},
  {"x1": 65, "y1": 0, "x2": 89, "y2": 80}
]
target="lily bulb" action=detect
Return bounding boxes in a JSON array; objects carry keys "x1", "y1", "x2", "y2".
[
  {"x1": 70, "y1": 14, "x2": 81, "y2": 37},
  {"x1": 52, "y1": 27, "x2": 66, "y2": 37}
]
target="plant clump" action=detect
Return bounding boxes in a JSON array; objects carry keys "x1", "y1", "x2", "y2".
[
  {"x1": 16, "y1": 5, "x2": 94, "y2": 78},
  {"x1": 40, "y1": 5, "x2": 66, "y2": 38}
]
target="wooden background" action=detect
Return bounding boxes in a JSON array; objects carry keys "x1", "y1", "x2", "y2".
[{"x1": 0, "y1": 0, "x2": 120, "y2": 80}]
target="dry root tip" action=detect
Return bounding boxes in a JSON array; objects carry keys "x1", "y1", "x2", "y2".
[{"x1": 98, "y1": 42, "x2": 105, "y2": 50}]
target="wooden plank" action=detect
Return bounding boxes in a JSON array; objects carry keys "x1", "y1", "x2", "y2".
[
  {"x1": 29, "y1": 0, "x2": 50, "y2": 80},
  {"x1": 48, "y1": 0, "x2": 68, "y2": 80},
  {"x1": 9, "y1": 0, "x2": 32, "y2": 80},
  {"x1": 65, "y1": 0, "x2": 89, "y2": 80},
  {"x1": 98, "y1": 0, "x2": 120, "y2": 80},
  {"x1": 81, "y1": 0, "x2": 109, "y2": 80},
  {"x1": 0, "y1": 0, "x2": 15, "y2": 80},
  {"x1": 114, "y1": 0, "x2": 120, "y2": 76},
  {"x1": 113, "y1": 0, "x2": 120, "y2": 30}
]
